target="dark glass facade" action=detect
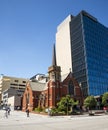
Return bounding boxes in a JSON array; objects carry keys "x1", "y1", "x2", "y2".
[{"x1": 71, "y1": 11, "x2": 108, "y2": 96}]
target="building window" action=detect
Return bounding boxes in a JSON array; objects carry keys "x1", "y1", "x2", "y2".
[
  {"x1": 36, "y1": 95, "x2": 38, "y2": 99},
  {"x1": 57, "y1": 82, "x2": 59, "y2": 88},
  {"x1": 68, "y1": 80, "x2": 74, "y2": 96},
  {"x1": 26, "y1": 93, "x2": 30, "y2": 105},
  {"x1": 56, "y1": 95, "x2": 60, "y2": 100},
  {"x1": 14, "y1": 80, "x2": 18, "y2": 82},
  {"x1": 22, "y1": 81, "x2": 26, "y2": 83}
]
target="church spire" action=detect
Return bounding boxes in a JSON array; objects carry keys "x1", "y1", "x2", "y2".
[
  {"x1": 52, "y1": 44, "x2": 56, "y2": 66},
  {"x1": 48, "y1": 43, "x2": 61, "y2": 81}
]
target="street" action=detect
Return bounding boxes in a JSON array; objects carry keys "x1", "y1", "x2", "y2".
[{"x1": 0, "y1": 110, "x2": 108, "y2": 130}]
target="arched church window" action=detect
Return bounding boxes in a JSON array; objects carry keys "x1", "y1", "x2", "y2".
[
  {"x1": 51, "y1": 72, "x2": 55, "y2": 81},
  {"x1": 26, "y1": 93, "x2": 30, "y2": 105},
  {"x1": 68, "y1": 80, "x2": 74, "y2": 96}
]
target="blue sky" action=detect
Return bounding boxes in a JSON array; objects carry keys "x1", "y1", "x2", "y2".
[{"x1": 0, "y1": 0, "x2": 108, "y2": 79}]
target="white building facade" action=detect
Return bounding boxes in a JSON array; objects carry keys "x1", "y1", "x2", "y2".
[{"x1": 56, "y1": 15, "x2": 73, "y2": 76}]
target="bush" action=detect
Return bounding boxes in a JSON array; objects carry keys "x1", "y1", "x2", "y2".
[
  {"x1": 84, "y1": 96, "x2": 97, "y2": 110},
  {"x1": 102, "y1": 92, "x2": 108, "y2": 107},
  {"x1": 34, "y1": 107, "x2": 43, "y2": 112},
  {"x1": 50, "y1": 107, "x2": 58, "y2": 115}
]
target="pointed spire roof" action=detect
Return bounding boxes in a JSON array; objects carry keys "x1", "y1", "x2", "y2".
[{"x1": 52, "y1": 44, "x2": 57, "y2": 66}]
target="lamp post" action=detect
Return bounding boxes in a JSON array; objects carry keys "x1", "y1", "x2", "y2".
[
  {"x1": 65, "y1": 98, "x2": 68, "y2": 115},
  {"x1": 79, "y1": 82, "x2": 83, "y2": 106}
]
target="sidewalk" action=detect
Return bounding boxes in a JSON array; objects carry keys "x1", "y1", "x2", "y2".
[{"x1": 0, "y1": 109, "x2": 106, "y2": 120}]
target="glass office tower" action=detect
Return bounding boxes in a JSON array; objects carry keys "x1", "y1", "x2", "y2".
[{"x1": 56, "y1": 10, "x2": 108, "y2": 96}]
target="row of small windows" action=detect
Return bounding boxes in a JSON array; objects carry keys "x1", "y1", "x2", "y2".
[
  {"x1": 89, "y1": 83, "x2": 108, "y2": 89},
  {"x1": 89, "y1": 88, "x2": 105, "y2": 96},
  {"x1": 10, "y1": 83, "x2": 26, "y2": 87},
  {"x1": 85, "y1": 36, "x2": 108, "y2": 51},
  {"x1": 14, "y1": 80, "x2": 26, "y2": 84},
  {"x1": 87, "y1": 54, "x2": 108, "y2": 63},
  {"x1": 73, "y1": 74, "x2": 87, "y2": 82},
  {"x1": 86, "y1": 49, "x2": 108, "y2": 60},
  {"x1": 83, "y1": 16, "x2": 108, "y2": 35},
  {"x1": 72, "y1": 58, "x2": 85, "y2": 67},
  {"x1": 71, "y1": 28, "x2": 82, "y2": 38},
  {"x1": 89, "y1": 83, "x2": 108, "y2": 95},
  {"x1": 87, "y1": 58, "x2": 108, "y2": 68},
  {"x1": 88, "y1": 75, "x2": 108, "y2": 84},
  {"x1": 72, "y1": 54, "x2": 85, "y2": 63},
  {"x1": 87, "y1": 65, "x2": 108, "y2": 74},
  {"x1": 88, "y1": 69, "x2": 108, "y2": 78},
  {"x1": 87, "y1": 68, "x2": 108, "y2": 78},
  {"x1": 83, "y1": 22, "x2": 108, "y2": 48},
  {"x1": 86, "y1": 45, "x2": 108, "y2": 56},
  {"x1": 84, "y1": 32, "x2": 108, "y2": 45},
  {"x1": 73, "y1": 63, "x2": 86, "y2": 72},
  {"x1": 72, "y1": 45, "x2": 84, "y2": 55},
  {"x1": 72, "y1": 50, "x2": 84, "y2": 59},
  {"x1": 85, "y1": 35, "x2": 108, "y2": 48},
  {"x1": 86, "y1": 49, "x2": 108, "y2": 61},
  {"x1": 72, "y1": 41, "x2": 83, "y2": 52},
  {"x1": 71, "y1": 14, "x2": 81, "y2": 28},
  {"x1": 87, "y1": 57, "x2": 108, "y2": 67},
  {"x1": 72, "y1": 36, "x2": 83, "y2": 45},
  {"x1": 87, "y1": 59, "x2": 108, "y2": 72},
  {"x1": 84, "y1": 26, "x2": 108, "y2": 41}
]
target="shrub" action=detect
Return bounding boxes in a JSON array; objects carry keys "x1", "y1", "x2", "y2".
[
  {"x1": 84, "y1": 96, "x2": 97, "y2": 110},
  {"x1": 102, "y1": 92, "x2": 108, "y2": 107},
  {"x1": 34, "y1": 107, "x2": 43, "y2": 112}
]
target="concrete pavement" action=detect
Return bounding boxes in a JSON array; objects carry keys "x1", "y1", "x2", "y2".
[{"x1": 0, "y1": 110, "x2": 108, "y2": 130}]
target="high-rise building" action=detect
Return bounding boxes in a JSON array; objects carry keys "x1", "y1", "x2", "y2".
[{"x1": 56, "y1": 10, "x2": 108, "y2": 96}]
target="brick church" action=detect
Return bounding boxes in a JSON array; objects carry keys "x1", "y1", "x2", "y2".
[{"x1": 22, "y1": 45, "x2": 83, "y2": 111}]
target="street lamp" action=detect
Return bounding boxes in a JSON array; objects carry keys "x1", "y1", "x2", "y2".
[
  {"x1": 65, "y1": 98, "x2": 68, "y2": 115},
  {"x1": 79, "y1": 82, "x2": 83, "y2": 106},
  {"x1": 79, "y1": 82, "x2": 82, "y2": 93}
]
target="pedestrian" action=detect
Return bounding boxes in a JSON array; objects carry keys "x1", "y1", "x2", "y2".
[
  {"x1": 48, "y1": 108, "x2": 51, "y2": 116},
  {"x1": 5, "y1": 105, "x2": 8, "y2": 118},
  {"x1": 26, "y1": 108, "x2": 29, "y2": 117},
  {"x1": 8, "y1": 107, "x2": 11, "y2": 115}
]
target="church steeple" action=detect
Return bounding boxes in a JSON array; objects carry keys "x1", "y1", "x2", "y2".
[
  {"x1": 52, "y1": 44, "x2": 56, "y2": 66},
  {"x1": 48, "y1": 44, "x2": 61, "y2": 81}
]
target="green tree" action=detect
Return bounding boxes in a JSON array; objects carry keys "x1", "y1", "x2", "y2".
[
  {"x1": 57, "y1": 95, "x2": 78, "y2": 115},
  {"x1": 102, "y1": 92, "x2": 108, "y2": 107},
  {"x1": 84, "y1": 96, "x2": 97, "y2": 110}
]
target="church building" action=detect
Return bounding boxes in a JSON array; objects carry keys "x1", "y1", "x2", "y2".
[{"x1": 22, "y1": 45, "x2": 83, "y2": 111}]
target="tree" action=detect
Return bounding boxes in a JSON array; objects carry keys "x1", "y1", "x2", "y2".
[
  {"x1": 57, "y1": 95, "x2": 78, "y2": 115},
  {"x1": 84, "y1": 96, "x2": 97, "y2": 110},
  {"x1": 102, "y1": 92, "x2": 108, "y2": 107}
]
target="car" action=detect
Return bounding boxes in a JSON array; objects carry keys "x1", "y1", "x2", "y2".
[
  {"x1": 103, "y1": 107, "x2": 108, "y2": 113},
  {"x1": 103, "y1": 106, "x2": 108, "y2": 110}
]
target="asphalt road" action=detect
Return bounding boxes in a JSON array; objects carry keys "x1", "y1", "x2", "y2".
[{"x1": 0, "y1": 110, "x2": 108, "y2": 130}]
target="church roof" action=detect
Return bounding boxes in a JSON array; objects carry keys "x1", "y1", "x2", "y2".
[
  {"x1": 61, "y1": 73, "x2": 69, "y2": 81},
  {"x1": 30, "y1": 82, "x2": 47, "y2": 91}
]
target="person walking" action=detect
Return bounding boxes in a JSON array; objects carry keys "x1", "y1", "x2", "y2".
[
  {"x1": 5, "y1": 105, "x2": 8, "y2": 118},
  {"x1": 26, "y1": 108, "x2": 29, "y2": 117},
  {"x1": 7, "y1": 107, "x2": 11, "y2": 115}
]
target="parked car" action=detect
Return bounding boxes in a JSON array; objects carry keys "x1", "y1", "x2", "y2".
[
  {"x1": 103, "y1": 106, "x2": 108, "y2": 110},
  {"x1": 103, "y1": 106, "x2": 108, "y2": 113}
]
